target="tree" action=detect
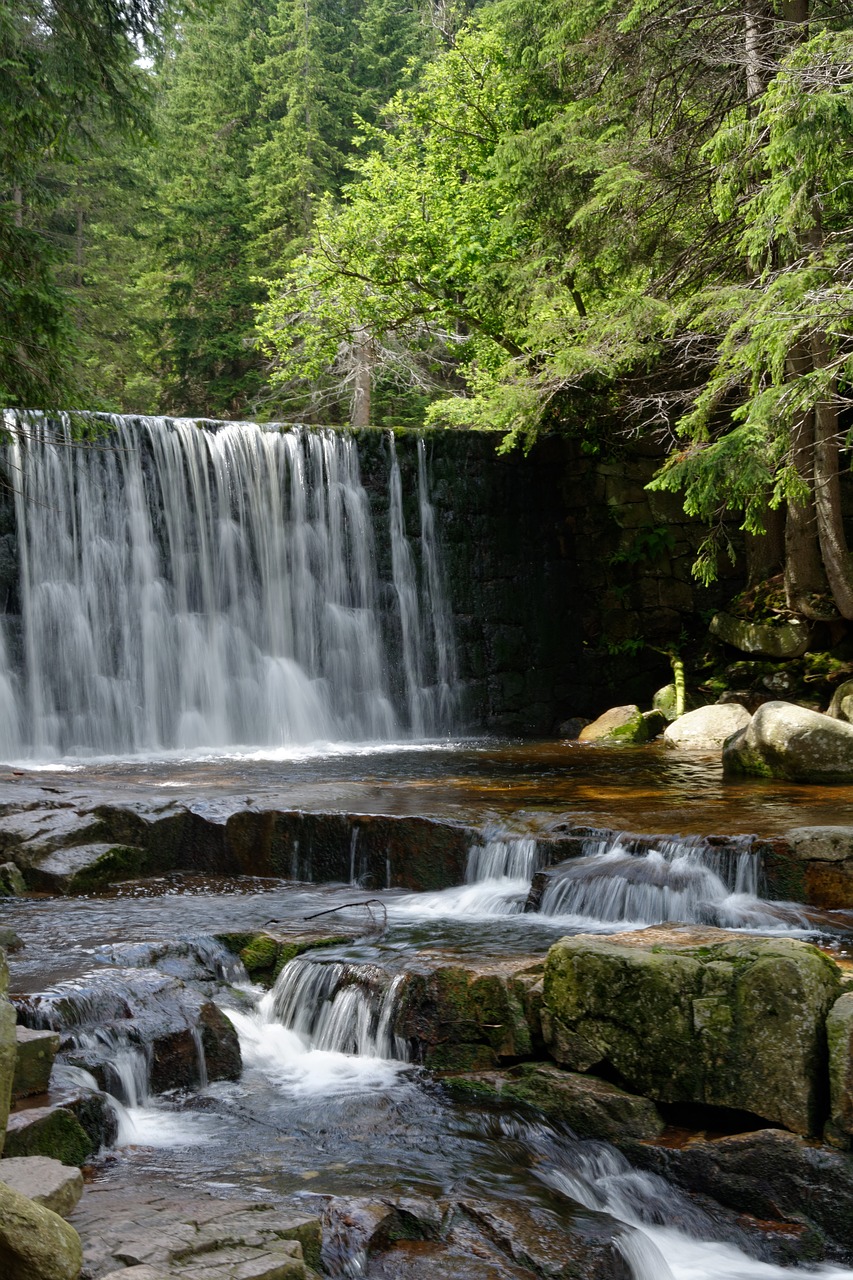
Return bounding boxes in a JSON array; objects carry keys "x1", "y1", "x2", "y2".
[{"x1": 0, "y1": 0, "x2": 187, "y2": 408}]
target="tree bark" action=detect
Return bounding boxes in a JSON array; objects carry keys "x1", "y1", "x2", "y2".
[
  {"x1": 350, "y1": 329, "x2": 372, "y2": 428},
  {"x1": 784, "y1": 346, "x2": 827, "y2": 614},
  {"x1": 812, "y1": 335, "x2": 853, "y2": 618},
  {"x1": 12, "y1": 187, "x2": 22, "y2": 228}
]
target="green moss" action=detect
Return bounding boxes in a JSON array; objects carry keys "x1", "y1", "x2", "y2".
[
  {"x1": 239, "y1": 934, "x2": 280, "y2": 973},
  {"x1": 67, "y1": 845, "x2": 148, "y2": 892},
  {"x1": 3, "y1": 1108, "x2": 93, "y2": 1166},
  {"x1": 425, "y1": 1043, "x2": 498, "y2": 1072}
]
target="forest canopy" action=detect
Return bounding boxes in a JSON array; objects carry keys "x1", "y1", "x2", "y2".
[{"x1": 3, "y1": 0, "x2": 853, "y2": 617}]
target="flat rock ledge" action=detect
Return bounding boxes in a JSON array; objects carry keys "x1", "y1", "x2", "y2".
[{"x1": 0, "y1": 1155, "x2": 83, "y2": 1218}]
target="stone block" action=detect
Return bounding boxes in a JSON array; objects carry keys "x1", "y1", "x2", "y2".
[
  {"x1": 3, "y1": 1104, "x2": 94, "y2": 1166},
  {"x1": 542, "y1": 925, "x2": 841, "y2": 1134},
  {"x1": 12, "y1": 1026, "x2": 60, "y2": 1099},
  {"x1": 0, "y1": 1155, "x2": 83, "y2": 1218}
]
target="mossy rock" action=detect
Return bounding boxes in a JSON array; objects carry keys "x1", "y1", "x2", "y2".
[
  {"x1": 216, "y1": 930, "x2": 356, "y2": 986},
  {"x1": 543, "y1": 926, "x2": 841, "y2": 1135},
  {"x1": 3, "y1": 1105, "x2": 94, "y2": 1166}
]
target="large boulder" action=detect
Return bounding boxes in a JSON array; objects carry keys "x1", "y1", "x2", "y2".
[
  {"x1": 723, "y1": 700, "x2": 853, "y2": 782},
  {"x1": 663, "y1": 703, "x2": 751, "y2": 751},
  {"x1": 0, "y1": 1177, "x2": 83, "y2": 1280},
  {"x1": 709, "y1": 611, "x2": 813, "y2": 658},
  {"x1": 12, "y1": 1027, "x2": 59, "y2": 1100},
  {"x1": 542, "y1": 926, "x2": 841, "y2": 1134},
  {"x1": 3, "y1": 1106, "x2": 94, "y2": 1166},
  {"x1": 759, "y1": 826, "x2": 853, "y2": 908},
  {"x1": 578, "y1": 706, "x2": 647, "y2": 745}
]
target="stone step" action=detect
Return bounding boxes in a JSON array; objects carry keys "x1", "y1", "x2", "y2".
[
  {"x1": 0, "y1": 1154, "x2": 83, "y2": 1217},
  {"x1": 13, "y1": 1025, "x2": 59, "y2": 1099}
]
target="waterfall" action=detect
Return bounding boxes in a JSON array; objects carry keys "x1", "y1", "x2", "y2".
[
  {"x1": 537, "y1": 833, "x2": 811, "y2": 931},
  {"x1": 392, "y1": 833, "x2": 542, "y2": 918},
  {"x1": 266, "y1": 957, "x2": 409, "y2": 1061},
  {"x1": 1, "y1": 412, "x2": 457, "y2": 757}
]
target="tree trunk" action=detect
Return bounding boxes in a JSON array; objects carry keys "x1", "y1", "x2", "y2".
[
  {"x1": 812, "y1": 336, "x2": 853, "y2": 618},
  {"x1": 746, "y1": 504, "x2": 785, "y2": 585},
  {"x1": 350, "y1": 330, "x2": 372, "y2": 428},
  {"x1": 784, "y1": 347, "x2": 827, "y2": 614},
  {"x1": 12, "y1": 187, "x2": 22, "y2": 228}
]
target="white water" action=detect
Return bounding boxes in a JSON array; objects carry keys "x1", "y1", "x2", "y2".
[
  {"x1": 226, "y1": 957, "x2": 410, "y2": 1099},
  {"x1": 537, "y1": 834, "x2": 813, "y2": 932},
  {"x1": 392, "y1": 834, "x2": 541, "y2": 919},
  {"x1": 1, "y1": 412, "x2": 457, "y2": 757}
]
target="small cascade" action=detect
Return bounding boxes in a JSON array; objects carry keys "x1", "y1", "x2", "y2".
[
  {"x1": 392, "y1": 833, "x2": 542, "y2": 919},
  {"x1": 16, "y1": 966, "x2": 221, "y2": 1105},
  {"x1": 536, "y1": 833, "x2": 811, "y2": 931},
  {"x1": 267, "y1": 957, "x2": 409, "y2": 1061},
  {"x1": 1, "y1": 411, "x2": 458, "y2": 757}
]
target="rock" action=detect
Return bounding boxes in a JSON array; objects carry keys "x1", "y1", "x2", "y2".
[
  {"x1": 723, "y1": 700, "x2": 853, "y2": 782},
  {"x1": 0, "y1": 1176, "x2": 83, "y2": 1280},
  {"x1": 828, "y1": 679, "x2": 853, "y2": 722},
  {"x1": 641, "y1": 709, "x2": 667, "y2": 740},
  {"x1": 709, "y1": 611, "x2": 813, "y2": 659},
  {"x1": 558, "y1": 717, "x2": 589, "y2": 740},
  {"x1": 663, "y1": 703, "x2": 751, "y2": 751},
  {"x1": 632, "y1": 1128, "x2": 853, "y2": 1256},
  {"x1": 216, "y1": 929, "x2": 357, "y2": 986},
  {"x1": 542, "y1": 926, "x2": 841, "y2": 1135},
  {"x1": 0, "y1": 1155, "x2": 83, "y2": 1218},
  {"x1": 651, "y1": 683, "x2": 681, "y2": 722},
  {"x1": 16, "y1": 969, "x2": 242, "y2": 1094},
  {"x1": 458, "y1": 1197, "x2": 631, "y2": 1280},
  {"x1": 395, "y1": 957, "x2": 543, "y2": 1072},
  {"x1": 0, "y1": 951, "x2": 17, "y2": 1154},
  {"x1": 760, "y1": 826, "x2": 853, "y2": 909},
  {"x1": 100, "y1": 1270, "x2": 171, "y2": 1280},
  {"x1": 827, "y1": 993, "x2": 853, "y2": 1142},
  {"x1": 0, "y1": 862, "x2": 26, "y2": 896},
  {"x1": 0, "y1": 926, "x2": 24, "y2": 952},
  {"x1": 13, "y1": 1027, "x2": 60, "y2": 1099},
  {"x1": 444, "y1": 1064, "x2": 664, "y2": 1142},
  {"x1": 54, "y1": 1086, "x2": 119, "y2": 1152},
  {"x1": 578, "y1": 706, "x2": 648, "y2": 745},
  {"x1": 3, "y1": 1105, "x2": 94, "y2": 1166}
]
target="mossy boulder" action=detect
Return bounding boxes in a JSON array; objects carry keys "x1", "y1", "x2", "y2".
[
  {"x1": 3, "y1": 1106, "x2": 94, "y2": 1166},
  {"x1": 578, "y1": 705, "x2": 648, "y2": 745},
  {"x1": 0, "y1": 1178, "x2": 83, "y2": 1280},
  {"x1": 215, "y1": 929, "x2": 357, "y2": 986},
  {"x1": 709, "y1": 611, "x2": 813, "y2": 659},
  {"x1": 826, "y1": 993, "x2": 853, "y2": 1143},
  {"x1": 723, "y1": 700, "x2": 853, "y2": 782},
  {"x1": 445, "y1": 1063, "x2": 664, "y2": 1142},
  {"x1": 542, "y1": 926, "x2": 841, "y2": 1135},
  {"x1": 828, "y1": 679, "x2": 853, "y2": 723}
]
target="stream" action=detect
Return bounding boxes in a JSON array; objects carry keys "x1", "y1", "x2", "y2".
[{"x1": 5, "y1": 746, "x2": 853, "y2": 1280}]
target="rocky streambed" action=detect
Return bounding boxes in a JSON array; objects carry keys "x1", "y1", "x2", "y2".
[{"x1": 4, "y1": 752, "x2": 853, "y2": 1279}]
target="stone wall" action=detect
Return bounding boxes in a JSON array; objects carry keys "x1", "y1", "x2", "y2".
[{"x1": 376, "y1": 430, "x2": 740, "y2": 734}]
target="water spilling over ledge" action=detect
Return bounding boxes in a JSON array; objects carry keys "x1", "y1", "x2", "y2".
[{"x1": 0, "y1": 413, "x2": 457, "y2": 758}]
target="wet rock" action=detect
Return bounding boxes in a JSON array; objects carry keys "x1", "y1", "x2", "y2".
[
  {"x1": 96, "y1": 936, "x2": 248, "y2": 995},
  {"x1": 17, "y1": 969, "x2": 242, "y2": 1095},
  {"x1": 0, "y1": 926, "x2": 24, "y2": 952},
  {"x1": 663, "y1": 703, "x2": 751, "y2": 751},
  {"x1": 641, "y1": 709, "x2": 667, "y2": 740},
  {"x1": 761, "y1": 826, "x2": 853, "y2": 909},
  {"x1": 557, "y1": 717, "x2": 589, "y2": 740},
  {"x1": 828, "y1": 679, "x2": 853, "y2": 722},
  {"x1": 0, "y1": 861, "x2": 26, "y2": 896},
  {"x1": 723, "y1": 700, "x2": 853, "y2": 782},
  {"x1": 3, "y1": 1104, "x2": 94, "y2": 1166},
  {"x1": 322, "y1": 1195, "x2": 443, "y2": 1276},
  {"x1": 457, "y1": 1198, "x2": 632, "y2": 1280},
  {"x1": 578, "y1": 706, "x2": 647, "y2": 745},
  {"x1": 444, "y1": 1064, "x2": 664, "y2": 1142},
  {"x1": 709, "y1": 612, "x2": 813, "y2": 659},
  {"x1": 632, "y1": 1128, "x2": 853, "y2": 1256},
  {"x1": 0, "y1": 951, "x2": 17, "y2": 1153},
  {"x1": 13, "y1": 1027, "x2": 60, "y2": 1099},
  {"x1": 827, "y1": 993, "x2": 853, "y2": 1142},
  {"x1": 396, "y1": 957, "x2": 543, "y2": 1071},
  {"x1": 0, "y1": 1176, "x2": 83, "y2": 1280},
  {"x1": 542, "y1": 926, "x2": 841, "y2": 1135},
  {"x1": 74, "y1": 1191, "x2": 322, "y2": 1280},
  {"x1": 0, "y1": 1156, "x2": 83, "y2": 1218},
  {"x1": 216, "y1": 929, "x2": 357, "y2": 987},
  {"x1": 52, "y1": 1084, "x2": 119, "y2": 1152}
]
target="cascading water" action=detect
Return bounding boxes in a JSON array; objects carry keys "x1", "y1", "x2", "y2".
[
  {"x1": 0, "y1": 411, "x2": 457, "y2": 757},
  {"x1": 227, "y1": 955, "x2": 410, "y2": 1098},
  {"x1": 536, "y1": 833, "x2": 813, "y2": 931},
  {"x1": 392, "y1": 833, "x2": 542, "y2": 918}
]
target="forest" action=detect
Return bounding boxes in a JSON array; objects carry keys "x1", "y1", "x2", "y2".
[{"x1": 3, "y1": 0, "x2": 853, "y2": 619}]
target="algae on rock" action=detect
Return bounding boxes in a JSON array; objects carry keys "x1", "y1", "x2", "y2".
[{"x1": 542, "y1": 926, "x2": 841, "y2": 1135}]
